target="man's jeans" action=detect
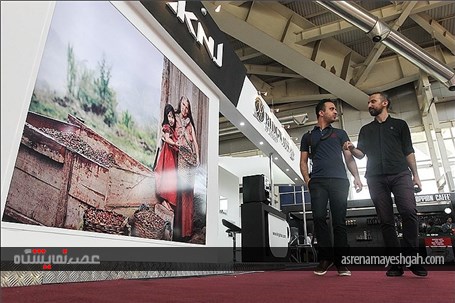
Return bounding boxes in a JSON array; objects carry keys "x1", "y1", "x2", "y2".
[
  {"x1": 367, "y1": 170, "x2": 419, "y2": 257},
  {"x1": 309, "y1": 178, "x2": 349, "y2": 265}
]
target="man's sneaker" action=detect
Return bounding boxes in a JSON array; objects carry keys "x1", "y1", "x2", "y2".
[
  {"x1": 386, "y1": 265, "x2": 404, "y2": 277},
  {"x1": 313, "y1": 260, "x2": 334, "y2": 276},
  {"x1": 409, "y1": 264, "x2": 427, "y2": 277},
  {"x1": 336, "y1": 265, "x2": 352, "y2": 276}
]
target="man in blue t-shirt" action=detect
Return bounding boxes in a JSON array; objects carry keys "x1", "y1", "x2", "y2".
[{"x1": 300, "y1": 99, "x2": 363, "y2": 276}]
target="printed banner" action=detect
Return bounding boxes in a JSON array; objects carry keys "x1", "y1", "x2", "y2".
[{"x1": 2, "y1": 2, "x2": 208, "y2": 244}]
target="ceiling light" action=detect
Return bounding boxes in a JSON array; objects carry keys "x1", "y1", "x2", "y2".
[
  {"x1": 444, "y1": 207, "x2": 452, "y2": 214},
  {"x1": 274, "y1": 157, "x2": 278, "y2": 160},
  {"x1": 259, "y1": 141, "x2": 264, "y2": 145},
  {"x1": 293, "y1": 113, "x2": 309, "y2": 125},
  {"x1": 286, "y1": 168, "x2": 289, "y2": 172},
  {"x1": 239, "y1": 122, "x2": 245, "y2": 126},
  {"x1": 215, "y1": 5, "x2": 221, "y2": 13}
]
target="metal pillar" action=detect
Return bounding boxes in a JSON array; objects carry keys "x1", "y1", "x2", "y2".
[
  {"x1": 418, "y1": 74, "x2": 455, "y2": 191},
  {"x1": 269, "y1": 152, "x2": 275, "y2": 207},
  {"x1": 301, "y1": 186, "x2": 309, "y2": 244},
  {"x1": 416, "y1": 75, "x2": 443, "y2": 190}
]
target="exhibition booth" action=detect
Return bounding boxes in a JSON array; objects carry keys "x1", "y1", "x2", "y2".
[{"x1": 1, "y1": 1, "x2": 301, "y2": 286}]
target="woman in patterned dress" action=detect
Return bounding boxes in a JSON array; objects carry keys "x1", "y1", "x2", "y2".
[{"x1": 174, "y1": 96, "x2": 199, "y2": 240}]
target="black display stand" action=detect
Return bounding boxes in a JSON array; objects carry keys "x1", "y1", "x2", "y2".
[{"x1": 241, "y1": 202, "x2": 288, "y2": 262}]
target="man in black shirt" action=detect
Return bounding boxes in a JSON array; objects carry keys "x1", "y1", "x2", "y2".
[
  {"x1": 344, "y1": 92, "x2": 427, "y2": 277},
  {"x1": 300, "y1": 99, "x2": 363, "y2": 276}
]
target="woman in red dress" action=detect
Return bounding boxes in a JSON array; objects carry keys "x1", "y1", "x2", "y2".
[
  {"x1": 175, "y1": 96, "x2": 199, "y2": 240},
  {"x1": 154, "y1": 103, "x2": 179, "y2": 212}
]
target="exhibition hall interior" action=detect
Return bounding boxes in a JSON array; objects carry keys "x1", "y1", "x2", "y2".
[
  {"x1": 1, "y1": 1, "x2": 455, "y2": 302},
  {"x1": 216, "y1": 0, "x2": 455, "y2": 259}
]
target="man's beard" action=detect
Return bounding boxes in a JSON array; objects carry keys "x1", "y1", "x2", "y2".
[{"x1": 369, "y1": 107, "x2": 382, "y2": 116}]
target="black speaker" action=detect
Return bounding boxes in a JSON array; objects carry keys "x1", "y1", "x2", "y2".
[{"x1": 243, "y1": 174, "x2": 270, "y2": 204}]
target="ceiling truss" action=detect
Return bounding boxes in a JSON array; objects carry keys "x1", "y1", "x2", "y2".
[{"x1": 201, "y1": 1, "x2": 455, "y2": 153}]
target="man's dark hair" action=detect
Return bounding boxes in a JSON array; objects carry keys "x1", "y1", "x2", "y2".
[
  {"x1": 370, "y1": 92, "x2": 391, "y2": 109},
  {"x1": 315, "y1": 99, "x2": 333, "y2": 117}
]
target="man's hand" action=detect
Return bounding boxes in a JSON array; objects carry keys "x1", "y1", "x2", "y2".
[
  {"x1": 353, "y1": 177, "x2": 363, "y2": 193},
  {"x1": 343, "y1": 141, "x2": 355, "y2": 151},
  {"x1": 413, "y1": 175, "x2": 422, "y2": 193},
  {"x1": 304, "y1": 177, "x2": 311, "y2": 185}
]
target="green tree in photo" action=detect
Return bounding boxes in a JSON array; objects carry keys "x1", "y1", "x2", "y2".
[
  {"x1": 77, "y1": 66, "x2": 97, "y2": 112},
  {"x1": 66, "y1": 44, "x2": 77, "y2": 99},
  {"x1": 94, "y1": 55, "x2": 117, "y2": 126},
  {"x1": 121, "y1": 110, "x2": 134, "y2": 129}
]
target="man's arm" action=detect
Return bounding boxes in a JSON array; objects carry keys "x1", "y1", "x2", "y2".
[
  {"x1": 300, "y1": 151, "x2": 311, "y2": 185},
  {"x1": 343, "y1": 141, "x2": 365, "y2": 160},
  {"x1": 406, "y1": 153, "x2": 422, "y2": 190},
  {"x1": 343, "y1": 149, "x2": 363, "y2": 192}
]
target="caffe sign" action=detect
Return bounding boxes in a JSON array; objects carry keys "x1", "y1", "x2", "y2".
[
  {"x1": 415, "y1": 193, "x2": 453, "y2": 203},
  {"x1": 253, "y1": 97, "x2": 295, "y2": 161}
]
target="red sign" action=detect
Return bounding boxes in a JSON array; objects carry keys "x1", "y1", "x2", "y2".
[{"x1": 424, "y1": 237, "x2": 452, "y2": 247}]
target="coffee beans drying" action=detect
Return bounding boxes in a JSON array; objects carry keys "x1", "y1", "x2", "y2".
[
  {"x1": 39, "y1": 127, "x2": 116, "y2": 167},
  {"x1": 84, "y1": 208, "x2": 127, "y2": 230},
  {"x1": 134, "y1": 211, "x2": 166, "y2": 229}
]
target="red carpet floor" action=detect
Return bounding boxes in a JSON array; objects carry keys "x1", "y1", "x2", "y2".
[{"x1": 2, "y1": 270, "x2": 454, "y2": 303}]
